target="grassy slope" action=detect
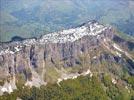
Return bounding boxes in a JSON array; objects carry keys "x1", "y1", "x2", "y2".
[
  {"x1": 116, "y1": 30, "x2": 134, "y2": 42},
  {"x1": 0, "y1": 74, "x2": 133, "y2": 100}
]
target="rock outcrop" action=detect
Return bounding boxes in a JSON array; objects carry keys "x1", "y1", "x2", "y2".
[{"x1": 0, "y1": 21, "x2": 133, "y2": 95}]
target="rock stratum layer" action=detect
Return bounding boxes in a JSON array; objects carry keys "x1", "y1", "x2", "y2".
[{"x1": 0, "y1": 21, "x2": 134, "y2": 95}]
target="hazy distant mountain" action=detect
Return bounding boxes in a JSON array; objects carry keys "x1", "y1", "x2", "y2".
[{"x1": 0, "y1": 0, "x2": 134, "y2": 42}]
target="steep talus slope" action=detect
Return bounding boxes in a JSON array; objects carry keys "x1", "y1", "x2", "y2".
[{"x1": 0, "y1": 21, "x2": 133, "y2": 95}]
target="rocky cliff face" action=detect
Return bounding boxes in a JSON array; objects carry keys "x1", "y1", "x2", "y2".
[{"x1": 0, "y1": 21, "x2": 134, "y2": 95}]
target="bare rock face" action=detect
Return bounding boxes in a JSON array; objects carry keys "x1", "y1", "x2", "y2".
[{"x1": 0, "y1": 21, "x2": 133, "y2": 94}]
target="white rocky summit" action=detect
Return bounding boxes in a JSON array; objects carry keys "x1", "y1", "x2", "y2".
[
  {"x1": 39, "y1": 21, "x2": 108, "y2": 43},
  {"x1": 0, "y1": 21, "x2": 109, "y2": 55}
]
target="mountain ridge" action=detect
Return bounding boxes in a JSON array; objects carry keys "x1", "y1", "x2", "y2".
[
  {"x1": 0, "y1": 21, "x2": 134, "y2": 96},
  {"x1": 0, "y1": 21, "x2": 109, "y2": 55}
]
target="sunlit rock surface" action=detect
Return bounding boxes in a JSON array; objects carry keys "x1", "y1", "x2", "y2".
[{"x1": 0, "y1": 21, "x2": 134, "y2": 95}]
